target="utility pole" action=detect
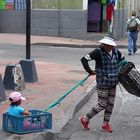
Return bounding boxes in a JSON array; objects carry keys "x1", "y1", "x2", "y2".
[
  {"x1": 26, "y1": 0, "x2": 31, "y2": 59},
  {"x1": 19, "y1": 0, "x2": 38, "y2": 83}
]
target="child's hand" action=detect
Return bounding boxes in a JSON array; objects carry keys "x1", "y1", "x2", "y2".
[{"x1": 23, "y1": 110, "x2": 30, "y2": 115}]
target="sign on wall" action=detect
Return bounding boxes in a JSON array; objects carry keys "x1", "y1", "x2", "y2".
[
  {"x1": 32, "y1": 0, "x2": 83, "y2": 10},
  {"x1": 0, "y1": 0, "x2": 5, "y2": 9}
]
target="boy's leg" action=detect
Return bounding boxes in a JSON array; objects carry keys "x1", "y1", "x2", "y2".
[
  {"x1": 102, "y1": 87, "x2": 116, "y2": 133},
  {"x1": 86, "y1": 87, "x2": 108, "y2": 120},
  {"x1": 103, "y1": 87, "x2": 116, "y2": 123},
  {"x1": 128, "y1": 32, "x2": 133, "y2": 55},
  {"x1": 133, "y1": 31, "x2": 138, "y2": 53},
  {"x1": 79, "y1": 87, "x2": 108, "y2": 130}
]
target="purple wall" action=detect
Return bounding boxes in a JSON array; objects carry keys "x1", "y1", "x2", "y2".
[
  {"x1": 87, "y1": 2, "x2": 101, "y2": 32},
  {"x1": 88, "y1": 2, "x2": 101, "y2": 21}
]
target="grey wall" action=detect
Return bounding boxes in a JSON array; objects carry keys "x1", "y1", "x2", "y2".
[
  {"x1": 0, "y1": 9, "x2": 128, "y2": 40},
  {"x1": 59, "y1": 10, "x2": 87, "y2": 39},
  {"x1": 31, "y1": 10, "x2": 59, "y2": 36},
  {"x1": 0, "y1": 9, "x2": 87, "y2": 39},
  {"x1": 0, "y1": 10, "x2": 26, "y2": 33},
  {"x1": 112, "y1": 9, "x2": 128, "y2": 40}
]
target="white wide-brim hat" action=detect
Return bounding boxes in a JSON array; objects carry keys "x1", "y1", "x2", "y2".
[{"x1": 98, "y1": 37, "x2": 117, "y2": 47}]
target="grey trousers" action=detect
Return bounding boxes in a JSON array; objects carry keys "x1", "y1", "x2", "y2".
[{"x1": 86, "y1": 86, "x2": 116, "y2": 123}]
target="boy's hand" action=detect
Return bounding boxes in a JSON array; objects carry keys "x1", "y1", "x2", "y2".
[{"x1": 89, "y1": 70, "x2": 96, "y2": 75}]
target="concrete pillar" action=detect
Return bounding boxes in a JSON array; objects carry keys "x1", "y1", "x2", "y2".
[
  {"x1": 3, "y1": 64, "x2": 25, "y2": 91},
  {"x1": 19, "y1": 60, "x2": 38, "y2": 83},
  {"x1": 0, "y1": 74, "x2": 6, "y2": 102}
]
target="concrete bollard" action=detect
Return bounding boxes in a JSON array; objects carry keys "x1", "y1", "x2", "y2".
[
  {"x1": 0, "y1": 74, "x2": 6, "y2": 102},
  {"x1": 3, "y1": 64, "x2": 25, "y2": 91},
  {"x1": 19, "y1": 60, "x2": 38, "y2": 83}
]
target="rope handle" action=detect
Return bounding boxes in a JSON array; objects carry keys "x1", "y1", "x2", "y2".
[{"x1": 44, "y1": 74, "x2": 90, "y2": 112}]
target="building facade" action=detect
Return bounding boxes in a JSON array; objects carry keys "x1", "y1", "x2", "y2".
[{"x1": 0, "y1": 0, "x2": 139, "y2": 40}]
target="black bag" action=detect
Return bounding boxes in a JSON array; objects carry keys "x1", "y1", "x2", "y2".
[
  {"x1": 128, "y1": 18, "x2": 138, "y2": 31},
  {"x1": 118, "y1": 61, "x2": 140, "y2": 97}
]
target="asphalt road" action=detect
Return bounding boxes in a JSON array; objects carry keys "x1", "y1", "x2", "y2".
[
  {"x1": 54, "y1": 86, "x2": 140, "y2": 140},
  {"x1": 0, "y1": 44, "x2": 140, "y2": 140},
  {"x1": 0, "y1": 44, "x2": 140, "y2": 68},
  {"x1": 50, "y1": 47, "x2": 140, "y2": 140}
]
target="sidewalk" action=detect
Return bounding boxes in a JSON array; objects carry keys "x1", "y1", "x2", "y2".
[
  {"x1": 0, "y1": 33, "x2": 139, "y2": 48},
  {"x1": 0, "y1": 33, "x2": 97, "y2": 139},
  {"x1": 0, "y1": 60, "x2": 95, "y2": 139},
  {"x1": 0, "y1": 33, "x2": 139, "y2": 140}
]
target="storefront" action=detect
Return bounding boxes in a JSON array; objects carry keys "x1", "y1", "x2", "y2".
[
  {"x1": 0, "y1": 0, "x2": 26, "y2": 10},
  {"x1": 87, "y1": 0, "x2": 116, "y2": 33},
  {"x1": 0, "y1": 0, "x2": 133, "y2": 39}
]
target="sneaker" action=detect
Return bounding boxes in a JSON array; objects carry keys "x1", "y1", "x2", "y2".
[
  {"x1": 102, "y1": 122, "x2": 113, "y2": 133},
  {"x1": 128, "y1": 52, "x2": 131, "y2": 55},
  {"x1": 79, "y1": 116, "x2": 90, "y2": 130},
  {"x1": 133, "y1": 49, "x2": 137, "y2": 54}
]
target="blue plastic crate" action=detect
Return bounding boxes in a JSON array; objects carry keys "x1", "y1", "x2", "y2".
[{"x1": 2, "y1": 110, "x2": 52, "y2": 134}]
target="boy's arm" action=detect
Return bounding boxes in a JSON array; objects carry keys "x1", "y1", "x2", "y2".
[
  {"x1": 80, "y1": 49, "x2": 99, "y2": 75},
  {"x1": 136, "y1": 18, "x2": 140, "y2": 31},
  {"x1": 126, "y1": 18, "x2": 130, "y2": 31},
  {"x1": 81, "y1": 56, "x2": 95, "y2": 75}
]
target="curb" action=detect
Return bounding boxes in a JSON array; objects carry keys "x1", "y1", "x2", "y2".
[
  {"x1": 32, "y1": 43, "x2": 98, "y2": 48},
  {"x1": 32, "y1": 43, "x2": 140, "y2": 48},
  {"x1": 33, "y1": 81, "x2": 97, "y2": 140},
  {"x1": 1, "y1": 42, "x2": 140, "y2": 48}
]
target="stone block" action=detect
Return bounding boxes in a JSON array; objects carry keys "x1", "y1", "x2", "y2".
[
  {"x1": 3, "y1": 64, "x2": 25, "y2": 91},
  {"x1": 20, "y1": 60, "x2": 38, "y2": 83}
]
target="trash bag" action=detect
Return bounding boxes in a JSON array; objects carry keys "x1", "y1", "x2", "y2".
[{"x1": 118, "y1": 61, "x2": 140, "y2": 97}]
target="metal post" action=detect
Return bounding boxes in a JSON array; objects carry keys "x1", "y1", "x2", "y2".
[
  {"x1": 26, "y1": 0, "x2": 31, "y2": 59},
  {"x1": 21, "y1": 1, "x2": 38, "y2": 83}
]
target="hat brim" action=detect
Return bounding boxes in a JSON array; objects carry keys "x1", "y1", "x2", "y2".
[
  {"x1": 21, "y1": 97, "x2": 26, "y2": 101},
  {"x1": 98, "y1": 39, "x2": 117, "y2": 46}
]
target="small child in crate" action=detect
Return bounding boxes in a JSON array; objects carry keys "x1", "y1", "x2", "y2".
[
  {"x1": 4, "y1": 92, "x2": 48, "y2": 131},
  {"x1": 6, "y1": 91, "x2": 29, "y2": 116},
  {"x1": 6, "y1": 92, "x2": 30, "y2": 129}
]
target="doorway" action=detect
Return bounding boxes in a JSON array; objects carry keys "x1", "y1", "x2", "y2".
[
  {"x1": 87, "y1": 0, "x2": 102, "y2": 32},
  {"x1": 87, "y1": 0, "x2": 108, "y2": 33}
]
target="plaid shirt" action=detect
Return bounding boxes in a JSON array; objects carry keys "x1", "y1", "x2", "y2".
[
  {"x1": 81, "y1": 47, "x2": 122, "y2": 86},
  {"x1": 96, "y1": 48, "x2": 119, "y2": 86}
]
